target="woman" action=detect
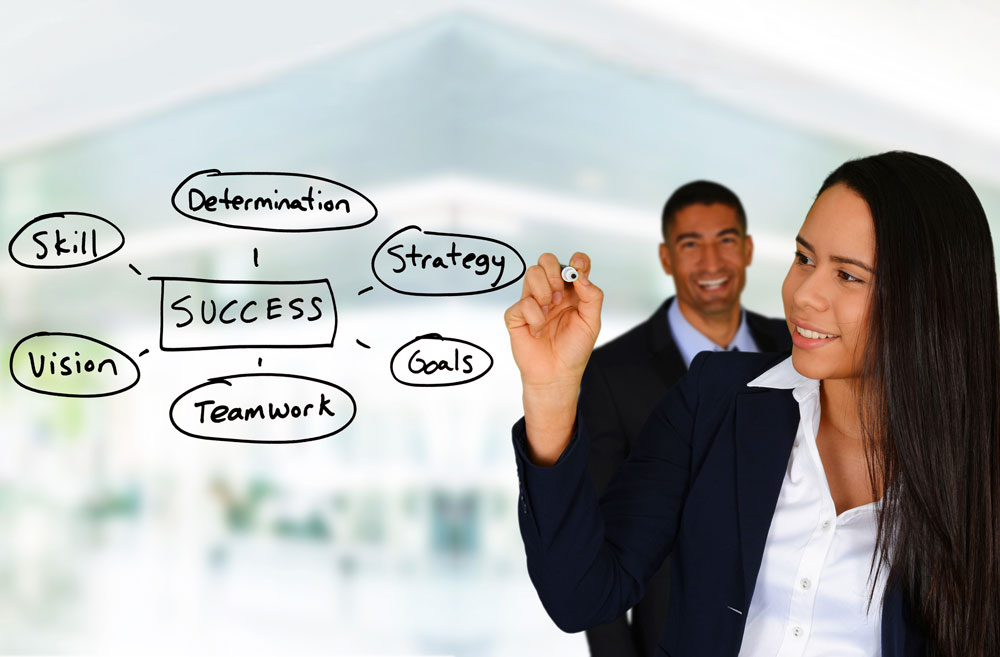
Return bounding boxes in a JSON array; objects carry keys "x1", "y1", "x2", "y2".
[{"x1": 504, "y1": 151, "x2": 999, "y2": 657}]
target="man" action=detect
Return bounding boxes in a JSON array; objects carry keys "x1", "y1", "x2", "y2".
[{"x1": 580, "y1": 180, "x2": 791, "y2": 657}]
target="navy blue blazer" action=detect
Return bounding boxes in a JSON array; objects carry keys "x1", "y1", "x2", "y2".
[{"x1": 513, "y1": 351, "x2": 927, "y2": 656}]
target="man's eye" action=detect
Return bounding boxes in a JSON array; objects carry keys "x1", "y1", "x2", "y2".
[{"x1": 794, "y1": 251, "x2": 813, "y2": 266}]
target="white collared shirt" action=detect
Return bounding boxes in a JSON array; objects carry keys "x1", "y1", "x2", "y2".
[
  {"x1": 738, "y1": 357, "x2": 886, "y2": 657},
  {"x1": 667, "y1": 300, "x2": 760, "y2": 368}
]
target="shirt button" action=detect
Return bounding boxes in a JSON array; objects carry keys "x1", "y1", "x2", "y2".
[
  {"x1": 822, "y1": 520, "x2": 832, "y2": 530},
  {"x1": 793, "y1": 440, "x2": 800, "y2": 448},
  {"x1": 792, "y1": 626, "x2": 804, "y2": 638},
  {"x1": 800, "y1": 578, "x2": 811, "y2": 590}
]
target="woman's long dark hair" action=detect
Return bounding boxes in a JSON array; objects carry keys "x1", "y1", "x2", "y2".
[{"x1": 819, "y1": 151, "x2": 1000, "y2": 657}]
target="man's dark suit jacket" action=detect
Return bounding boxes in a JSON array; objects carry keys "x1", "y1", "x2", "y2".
[
  {"x1": 513, "y1": 351, "x2": 927, "y2": 657},
  {"x1": 579, "y1": 297, "x2": 790, "y2": 657}
]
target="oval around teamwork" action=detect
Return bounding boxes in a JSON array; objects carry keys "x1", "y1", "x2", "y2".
[
  {"x1": 9, "y1": 332, "x2": 140, "y2": 397},
  {"x1": 171, "y1": 169, "x2": 377, "y2": 232},
  {"x1": 390, "y1": 333, "x2": 494, "y2": 387},
  {"x1": 371, "y1": 225, "x2": 526, "y2": 296},
  {"x1": 8, "y1": 212, "x2": 124, "y2": 269},
  {"x1": 169, "y1": 373, "x2": 357, "y2": 444}
]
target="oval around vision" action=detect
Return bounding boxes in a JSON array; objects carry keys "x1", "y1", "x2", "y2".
[{"x1": 9, "y1": 332, "x2": 140, "y2": 397}]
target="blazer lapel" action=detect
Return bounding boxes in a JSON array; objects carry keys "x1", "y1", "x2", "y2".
[
  {"x1": 880, "y1": 578, "x2": 927, "y2": 656},
  {"x1": 647, "y1": 298, "x2": 687, "y2": 385},
  {"x1": 649, "y1": 342, "x2": 686, "y2": 386},
  {"x1": 746, "y1": 311, "x2": 788, "y2": 353},
  {"x1": 734, "y1": 387, "x2": 800, "y2": 607}
]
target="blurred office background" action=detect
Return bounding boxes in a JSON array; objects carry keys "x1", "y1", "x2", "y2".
[{"x1": 1, "y1": 1, "x2": 999, "y2": 654}]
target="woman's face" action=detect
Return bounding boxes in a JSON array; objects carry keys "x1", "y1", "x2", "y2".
[{"x1": 781, "y1": 183, "x2": 875, "y2": 381}]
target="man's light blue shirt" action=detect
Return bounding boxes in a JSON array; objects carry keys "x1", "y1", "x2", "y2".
[{"x1": 667, "y1": 299, "x2": 759, "y2": 369}]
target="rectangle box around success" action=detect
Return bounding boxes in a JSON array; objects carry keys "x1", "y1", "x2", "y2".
[{"x1": 152, "y1": 277, "x2": 337, "y2": 351}]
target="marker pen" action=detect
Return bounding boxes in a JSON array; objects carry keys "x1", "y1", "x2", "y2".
[{"x1": 560, "y1": 264, "x2": 578, "y2": 283}]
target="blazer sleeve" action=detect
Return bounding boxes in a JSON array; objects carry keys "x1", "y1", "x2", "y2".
[
  {"x1": 512, "y1": 352, "x2": 705, "y2": 633},
  {"x1": 579, "y1": 360, "x2": 630, "y2": 497},
  {"x1": 578, "y1": 361, "x2": 644, "y2": 657}
]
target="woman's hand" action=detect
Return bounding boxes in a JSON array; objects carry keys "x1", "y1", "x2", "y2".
[{"x1": 504, "y1": 252, "x2": 603, "y2": 464}]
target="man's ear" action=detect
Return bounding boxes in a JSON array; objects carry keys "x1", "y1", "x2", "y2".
[
  {"x1": 743, "y1": 234, "x2": 754, "y2": 267},
  {"x1": 659, "y1": 242, "x2": 673, "y2": 276}
]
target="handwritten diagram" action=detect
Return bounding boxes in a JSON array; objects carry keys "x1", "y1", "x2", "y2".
[{"x1": 7, "y1": 169, "x2": 526, "y2": 443}]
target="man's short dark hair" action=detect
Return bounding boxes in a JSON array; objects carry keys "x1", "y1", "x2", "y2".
[{"x1": 661, "y1": 180, "x2": 747, "y2": 242}]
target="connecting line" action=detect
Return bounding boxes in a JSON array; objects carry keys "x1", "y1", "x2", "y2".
[{"x1": 356, "y1": 339, "x2": 371, "y2": 349}]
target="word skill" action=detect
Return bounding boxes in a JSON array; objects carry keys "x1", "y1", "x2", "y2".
[{"x1": 8, "y1": 212, "x2": 124, "y2": 269}]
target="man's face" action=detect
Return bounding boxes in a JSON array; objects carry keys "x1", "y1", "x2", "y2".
[{"x1": 659, "y1": 202, "x2": 753, "y2": 318}]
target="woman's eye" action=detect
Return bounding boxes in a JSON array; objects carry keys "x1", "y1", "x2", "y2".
[
  {"x1": 794, "y1": 251, "x2": 813, "y2": 266},
  {"x1": 839, "y1": 270, "x2": 863, "y2": 283}
]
